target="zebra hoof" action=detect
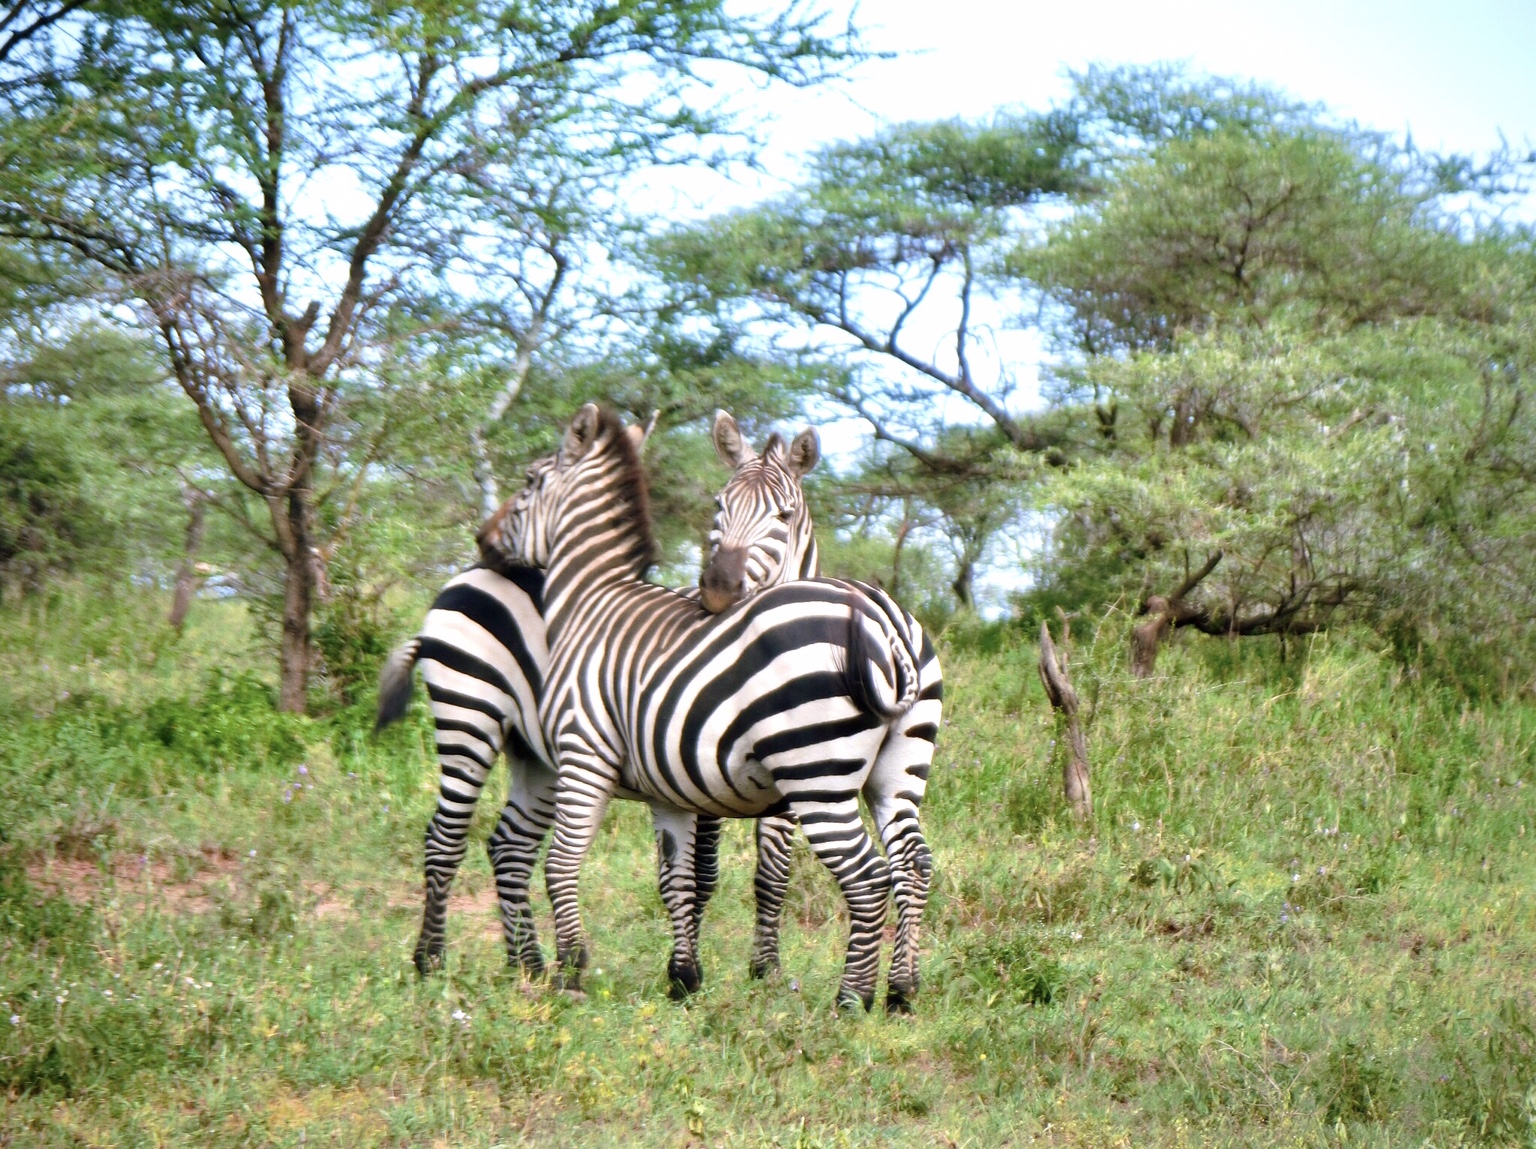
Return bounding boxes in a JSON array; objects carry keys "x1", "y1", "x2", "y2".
[
  {"x1": 413, "y1": 947, "x2": 443, "y2": 978},
  {"x1": 551, "y1": 953, "x2": 585, "y2": 995},
  {"x1": 836, "y1": 989, "x2": 874, "y2": 1014},
  {"x1": 668, "y1": 958, "x2": 702, "y2": 1000},
  {"x1": 747, "y1": 957, "x2": 779, "y2": 981},
  {"x1": 884, "y1": 990, "x2": 914, "y2": 1015}
]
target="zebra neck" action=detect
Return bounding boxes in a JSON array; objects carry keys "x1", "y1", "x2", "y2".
[
  {"x1": 542, "y1": 495, "x2": 649, "y2": 632},
  {"x1": 800, "y1": 538, "x2": 822, "y2": 580}
]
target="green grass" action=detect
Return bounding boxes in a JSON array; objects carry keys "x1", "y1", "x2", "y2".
[{"x1": 2, "y1": 590, "x2": 1535, "y2": 1146}]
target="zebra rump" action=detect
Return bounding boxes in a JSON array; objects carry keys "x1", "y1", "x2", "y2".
[{"x1": 843, "y1": 583, "x2": 921, "y2": 720}]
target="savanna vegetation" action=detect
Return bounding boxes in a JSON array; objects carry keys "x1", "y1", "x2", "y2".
[
  {"x1": 3, "y1": 591, "x2": 1534, "y2": 1146},
  {"x1": 2, "y1": 2, "x2": 1534, "y2": 1144}
]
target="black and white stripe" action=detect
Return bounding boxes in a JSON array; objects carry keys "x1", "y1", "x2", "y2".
[
  {"x1": 699, "y1": 412, "x2": 942, "y2": 988},
  {"x1": 376, "y1": 416, "x2": 822, "y2": 977},
  {"x1": 497, "y1": 405, "x2": 941, "y2": 1011}
]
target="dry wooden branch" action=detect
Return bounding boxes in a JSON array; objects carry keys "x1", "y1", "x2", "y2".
[{"x1": 1039, "y1": 618, "x2": 1091, "y2": 820}]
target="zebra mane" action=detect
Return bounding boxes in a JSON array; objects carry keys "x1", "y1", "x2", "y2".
[{"x1": 591, "y1": 405, "x2": 657, "y2": 577}]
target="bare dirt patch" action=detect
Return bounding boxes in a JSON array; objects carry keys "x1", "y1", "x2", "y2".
[{"x1": 26, "y1": 847, "x2": 243, "y2": 914}]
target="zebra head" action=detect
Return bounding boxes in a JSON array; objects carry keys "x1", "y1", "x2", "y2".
[
  {"x1": 699, "y1": 410, "x2": 821, "y2": 614},
  {"x1": 478, "y1": 404, "x2": 655, "y2": 577}
]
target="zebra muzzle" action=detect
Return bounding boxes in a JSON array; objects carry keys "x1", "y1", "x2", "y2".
[{"x1": 699, "y1": 546, "x2": 748, "y2": 613}]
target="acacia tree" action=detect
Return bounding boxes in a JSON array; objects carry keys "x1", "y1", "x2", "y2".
[
  {"x1": 0, "y1": 0, "x2": 855, "y2": 710},
  {"x1": 647, "y1": 112, "x2": 1091, "y2": 608},
  {"x1": 1017, "y1": 84, "x2": 1536, "y2": 676},
  {"x1": 651, "y1": 112, "x2": 1087, "y2": 466}
]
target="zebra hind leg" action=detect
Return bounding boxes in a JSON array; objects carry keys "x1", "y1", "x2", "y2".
[
  {"x1": 747, "y1": 814, "x2": 797, "y2": 979},
  {"x1": 415, "y1": 746, "x2": 495, "y2": 976},
  {"x1": 486, "y1": 754, "x2": 558, "y2": 979},
  {"x1": 652, "y1": 806, "x2": 706, "y2": 999},
  {"x1": 866, "y1": 653, "x2": 940, "y2": 1014},
  {"x1": 872, "y1": 803, "x2": 932, "y2": 1014},
  {"x1": 787, "y1": 795, "x2": 891, "y2": 1012}
]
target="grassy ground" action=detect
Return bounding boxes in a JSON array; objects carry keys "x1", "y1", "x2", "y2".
[{"x1": 2, "y1": 588, "x2": 1534, "y2": 1147}]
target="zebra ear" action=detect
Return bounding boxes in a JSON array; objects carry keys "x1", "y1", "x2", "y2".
[
  {"x1": 712, "y1": 410, "x2": 754, "y2": 469},
  {"x1": 786, "y1": 428, "x2": 821, "y2": 478},
  {"x1": 562, "y1": 403, "x2": 602, "y2": 463}
]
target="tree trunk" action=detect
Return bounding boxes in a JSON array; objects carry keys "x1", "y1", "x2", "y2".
[
  {"x1": 1132, "y1": 553, "x2": 1224, "y2": 677},
  {"x1": 951, "y1": 560, "x2": 974, "y2": 612},
  {"x1": 168, "y1": 489, "x2": 207, "y2": 632},
  {"x1": 1131, "y1": 596, "x2": 1171, "y2": 679},
  {"x1": 890, "y1": 510, "x2": 914, "y2": 598},
  {"x1": 277, "y1": 488, "x2": 316, "y2": 714},
  {"x1": 470, "y1": 295, "x2": 557, "y2": 519},
  {"x1": 278, "y1": 552, "x2": 314, "y2": 713},
  {"x1": 1039, "y1": 618, "x2": 1091, "y2": 820}
]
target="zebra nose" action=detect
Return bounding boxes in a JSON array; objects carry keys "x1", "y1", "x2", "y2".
[{"x1": 699, "y1": 547, "x2": 747, "y2": 613}]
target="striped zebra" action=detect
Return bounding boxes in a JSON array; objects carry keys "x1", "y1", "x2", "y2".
[
  {"x1": 495, "y1": 403, "x2": 941, "y2": 1011},
  {"x1": 699, "y1": 417, "x2": 944, "y2": 991},
  {"x1": 375, "y1": 412, "x2": 822, "y2": 980}
]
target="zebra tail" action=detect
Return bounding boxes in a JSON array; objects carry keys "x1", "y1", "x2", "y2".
[
  {"x1": 374, "y1": 637, "x2": 422, "y2": 734},
  {"x1": 846, "y1": 600, "x2": 921, "y2": 720}
]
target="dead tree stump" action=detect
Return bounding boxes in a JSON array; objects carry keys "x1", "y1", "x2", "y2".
[{"x1": 1039, "y1": 618, "x2": 1092, "y2": 820}]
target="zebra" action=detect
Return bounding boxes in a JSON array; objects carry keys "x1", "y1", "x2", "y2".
[
  {"x1": 699, "y1": 416, "x2": 944, "y2": 990},
  {"x1": 493, "y1": 403, "x2": 941, "y2": 1011},
  {"x1": 374, "y1": 411, "x2": 823, "y2": 981}
]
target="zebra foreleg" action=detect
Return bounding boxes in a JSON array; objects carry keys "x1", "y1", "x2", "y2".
[
  {"x1": 788, "y1": 795, "x2": 891, "y2": 1012},
  {"x1": 690, "y1": 815, "x2": 723, "y2": 940},
  {"x1": 415, "y1": 748, "x2": 494, "y2": 976},
  {"x1": 486, "y1": 756, "x2": 558, "y2": 978},
  {"x1": 652, "y1": 806, "x2": 706, "y2": 999},
  {"x1": 543, "y1": 749, "x2": 618, "y2": 994},
  {"x1": 748, "y1": 814, "x2": 798, "y2": 978}
]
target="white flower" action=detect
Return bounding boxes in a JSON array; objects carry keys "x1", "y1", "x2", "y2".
[
  {"x1": 1131, "y1": 821, "x2": 1141, "y2": 832},
  {"x1": 10, "y1": 1015, "x2": 19, "y2": 1025},
  {"x1": 451, "y1": 1009, "x2": 468, "y2": 1022}
]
